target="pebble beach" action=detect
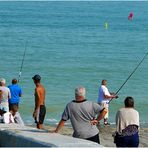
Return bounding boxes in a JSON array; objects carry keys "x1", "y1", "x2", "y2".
[{"x1": 47, "y1": 124, "x2": 148, "y2": 147}]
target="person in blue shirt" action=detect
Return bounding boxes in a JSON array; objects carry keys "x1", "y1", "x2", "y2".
[{"x1": 8, "y1": 79, "x2": 22, "y2": 110}]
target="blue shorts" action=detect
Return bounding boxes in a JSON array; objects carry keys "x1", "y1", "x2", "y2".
[{"x1": 116, "y1": 132, "x2": 139, "y2": 147}]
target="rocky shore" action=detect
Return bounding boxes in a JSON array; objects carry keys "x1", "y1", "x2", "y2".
[{"x1": 47, "y1": 124, "x2": 148, "y2": 147}]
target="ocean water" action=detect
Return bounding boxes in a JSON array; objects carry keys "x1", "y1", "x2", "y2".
[{"x1": 0, "y1": 1, "x2": 148, "y2": 126}]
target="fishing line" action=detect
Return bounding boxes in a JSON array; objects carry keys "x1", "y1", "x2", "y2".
[
  {"x1": 109, "y1": 52, "x2": 148, "y2": 104},
  {"x1": 18, "y1": 41, "x2": 28, "y2": 83}
]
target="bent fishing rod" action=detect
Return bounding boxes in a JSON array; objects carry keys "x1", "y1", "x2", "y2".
[
  {"x1": 109, "y1": 52, "x2": 148, "y2": 104},
  {"x1": 18, "y1": 41, "x2": 28, "y2": 83}
]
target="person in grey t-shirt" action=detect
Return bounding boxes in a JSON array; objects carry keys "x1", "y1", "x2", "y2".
[{"x1": 53, "y1": 86, "x2": 107, "y2": 144}]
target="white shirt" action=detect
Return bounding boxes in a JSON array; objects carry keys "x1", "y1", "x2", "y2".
[
  {"x1": 98, "y1": 85, "x2": 111, "y2": 103},
  {"x1": 2, "y1": 112, "x2": 24, "y2": 126},
  {"x1": 3, "y1": 112, "x2": 14, "y2": 124},
  {"x1": 0, "y1": 86, "x2": 11, "y2": 102},
  {"x1": 0, "y1": 86, "x2": 11, "y2": 112}
]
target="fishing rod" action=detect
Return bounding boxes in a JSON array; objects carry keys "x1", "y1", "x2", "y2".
[
  {"x1": 109, "y1": 52, "x2": 148, "y2": 104},
  {"x1": 18, "y1": 41, "x2": 28, "y2": 83}
]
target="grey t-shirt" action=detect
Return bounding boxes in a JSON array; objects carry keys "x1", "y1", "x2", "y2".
[{"x1": 62, "y1": 100, "x2": 103, "y2": 139}]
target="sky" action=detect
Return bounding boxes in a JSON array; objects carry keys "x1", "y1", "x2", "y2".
[{"x1": 0, "y1": 0, "x2": 148, "y2": 1}]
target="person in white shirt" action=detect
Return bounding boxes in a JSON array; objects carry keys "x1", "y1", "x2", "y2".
[
  {"x1": 3, "y1": 111, "x2": 14, "y2": 124},
  {"x1": 2, "y1": 104, "x2": 24, "y2": 126},
  {"x1": 98, "y1": 79, "x2": 118, "y2": 125},
  {"x1": 0, "y1": 78, "x2": 11, "y2": 112}
]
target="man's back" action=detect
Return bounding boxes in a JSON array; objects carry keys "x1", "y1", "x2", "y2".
[
  {"x1": 35, "y1": 84, "x2": 45, "y2": 106},
  {"x1": 62, "y1": 100, "x2": 102, "y2": 138},
  {"x1": 8, "y1": 84, "x2": 22, "y2": 104},
  {"x1": 98, "y1": 85, "x2": 110, "y2": 103}
]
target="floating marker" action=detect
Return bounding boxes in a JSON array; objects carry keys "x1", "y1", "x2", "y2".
[
  {"x1": 128, "y1": 12, "x2": 134, "y2": 20},
  {"x1": 104, "y1": 22, "x2": 108, "y2": 29}
]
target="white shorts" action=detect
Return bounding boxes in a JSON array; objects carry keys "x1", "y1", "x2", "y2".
[{"x1": 99, "y1": 102, "x2": 109, "y2": 119}]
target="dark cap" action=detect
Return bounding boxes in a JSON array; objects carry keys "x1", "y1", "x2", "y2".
[{"x1": 32, "y1": 74, "x2": 41, "y2": 81}]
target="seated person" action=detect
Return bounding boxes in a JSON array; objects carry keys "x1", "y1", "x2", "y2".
[
  {"x1": 3, "y1": 110, "x2": 15, "y2": 124},
  {"x1": 1, "y1": 105, "x2": 24, "y2": 126},
  {"x1": 0, "y1": 108, "x2": 6, "y2": 123}
]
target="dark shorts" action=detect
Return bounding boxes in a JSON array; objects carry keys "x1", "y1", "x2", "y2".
[
  {"x1": 9, "y1": 103, "x2": 19, "y2": 111},
  {"x1": 35, "y1": 105, "x2": 46, "y2": 124},
  {"x1": 86, "y1": 133, "x2": 100, "y2": 144}
]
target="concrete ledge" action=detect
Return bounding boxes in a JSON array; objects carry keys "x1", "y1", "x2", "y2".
[{"x1": 0, "y1": 123, "x2": 103, "y2": 147}]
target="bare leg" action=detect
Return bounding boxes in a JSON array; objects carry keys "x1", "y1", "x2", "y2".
[
  {"x1": 104, "y1": 118, "x2": 110, "y2": 125},
  {"x1": 37, "y1": 123, "x2": 43, "y2": 129},
  {"x1": 104, "y1": 118, "x2": 108, "y2": 124}
]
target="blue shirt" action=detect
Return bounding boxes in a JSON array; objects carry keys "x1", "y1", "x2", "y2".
[{"x1": 8, "y1": 84, "x2": 22, "y2": 104}]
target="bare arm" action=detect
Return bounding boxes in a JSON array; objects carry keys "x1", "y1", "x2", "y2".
[
  {"x1": 35, "y1": 88, "x2": 41, "y2": 110},
  {"x1": 104, "y1": 93, "x2": 118, "y2": 99},
  {"x1": 8, "y1": 89, "x2": 11, "y2": 99},
  {"x1": 90, "y1": 108, "x2": 108, "y2": 125},
  {"x1": 104, "y1": 95, "x2": 116, "y2": 99},
  {"x1": 53, "y1": 119, "x2": 65, "y2": 133}
]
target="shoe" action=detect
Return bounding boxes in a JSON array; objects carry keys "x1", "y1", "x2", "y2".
[{"x1": 104, "y1": 122, "x2": 110, "y2": 126}]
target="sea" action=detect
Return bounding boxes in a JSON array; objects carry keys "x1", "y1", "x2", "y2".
[{"x1": 0, "y1": 1, "x2": 148, "y2": 127}]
